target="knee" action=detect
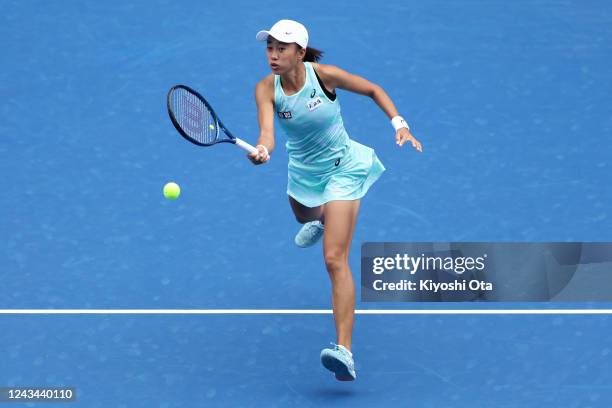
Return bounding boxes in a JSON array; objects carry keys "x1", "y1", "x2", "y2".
[{"x1": 324, "y1": 249, "x2": 348, "y2": 274}]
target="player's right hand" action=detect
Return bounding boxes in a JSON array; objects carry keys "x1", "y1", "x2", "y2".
[{"x1": 248, "y1": 144, "x2": 270, "y2": 165}]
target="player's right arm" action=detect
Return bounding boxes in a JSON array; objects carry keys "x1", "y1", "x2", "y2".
[{"x1": 249, "y1": 74, "x2": 275, "y2": 165}]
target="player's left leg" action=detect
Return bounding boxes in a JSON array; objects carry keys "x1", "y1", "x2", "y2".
[{"x1": 319, "y1": 199, "x2": 360, "y2": 380}]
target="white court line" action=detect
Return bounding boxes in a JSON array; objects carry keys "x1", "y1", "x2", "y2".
[{"x1": 0, "y1": 309, "x2": 611, "y2": 315}]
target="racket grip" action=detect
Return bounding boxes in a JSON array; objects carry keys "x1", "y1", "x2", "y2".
[{"x1": 235, "y1": 138, "x2": 259, "y2": 155}]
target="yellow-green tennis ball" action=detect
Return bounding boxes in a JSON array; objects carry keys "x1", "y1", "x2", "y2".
[
  {"x1": 163, "y1": 182, "x2": 180, "y2": 200},
  {"x1": 209, "y1": 124, "x2": 215, "y2": 130}
]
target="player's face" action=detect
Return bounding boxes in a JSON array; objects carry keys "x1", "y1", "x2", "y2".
[{"x1": 266, "y1": 38, "x2": 303, "y2": 74}]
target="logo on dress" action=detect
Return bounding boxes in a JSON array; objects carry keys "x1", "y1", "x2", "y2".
[
  {"x1": 310, "y1": 89, "x2": 316, "y2": 98},
  {"x1": 307, "y1": 97, "x2": 323, "y2": 112},
  {"x1": 277, "y1": 111, "x2": 292, "y2": 119}
]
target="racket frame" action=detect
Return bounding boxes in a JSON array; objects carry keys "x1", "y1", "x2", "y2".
[{"x1": 167, "y1": 84, "x2": 258, "y2": 154}]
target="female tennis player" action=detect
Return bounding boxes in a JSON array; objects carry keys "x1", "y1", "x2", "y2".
[{"x1": 248, "y1": 19, "x2": 423, "y2": 381}]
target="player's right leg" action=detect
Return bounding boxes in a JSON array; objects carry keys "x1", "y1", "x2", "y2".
[{"x1": 288, "y1": 196, "x2": 325, "y2": 247}]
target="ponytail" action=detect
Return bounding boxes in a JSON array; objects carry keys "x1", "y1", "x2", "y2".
[{"x1": 303, "y1": 46, "x2": 324, "y2": 62}]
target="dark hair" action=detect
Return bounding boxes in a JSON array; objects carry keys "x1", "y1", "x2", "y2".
[{"x1": 301, "y1": 46, "x2": 324, "y2": 62}]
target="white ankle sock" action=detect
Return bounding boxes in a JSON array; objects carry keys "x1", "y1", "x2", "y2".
[{"x1": 337, "y1": 344, "x2": 352, "y2": 357}]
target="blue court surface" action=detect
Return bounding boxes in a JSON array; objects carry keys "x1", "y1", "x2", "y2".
[{"x1": 2, "y1": 0, "x2": 612, "y2": 406}]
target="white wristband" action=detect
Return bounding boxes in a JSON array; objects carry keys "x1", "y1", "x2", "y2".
[{"x1": 391, "y1": 115, "x2": 410, "y2": 131}]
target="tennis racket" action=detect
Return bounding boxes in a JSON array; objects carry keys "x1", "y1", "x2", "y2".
[{"x1": 167, "y1": 85, "x2": 258, "y2": 154}]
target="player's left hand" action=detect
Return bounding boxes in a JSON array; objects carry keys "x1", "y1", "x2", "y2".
[{"x1": 396, "y1": 128, "x2": 423, "y2": 152}]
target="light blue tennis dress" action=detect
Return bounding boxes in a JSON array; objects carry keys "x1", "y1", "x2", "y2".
[{"x1": 274, "y1": 61, "x2": 385, "y2": 208}]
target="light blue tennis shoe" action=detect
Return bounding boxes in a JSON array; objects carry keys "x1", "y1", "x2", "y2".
[
  {"x1": 294, "y1": 220, "x2": 324, "y2": 247},
  {"x1": 320, "y1": 343, "x2": 356, "y2": 381}
]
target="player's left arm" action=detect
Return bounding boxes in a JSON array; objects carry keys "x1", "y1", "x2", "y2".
[{"x1": 315, "y1": 63, "x2": 422, "y2": 152}]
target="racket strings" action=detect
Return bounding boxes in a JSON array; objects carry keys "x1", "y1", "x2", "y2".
[{"x1": 171, "y1": 88, "x2": 217, "y2": 145}]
